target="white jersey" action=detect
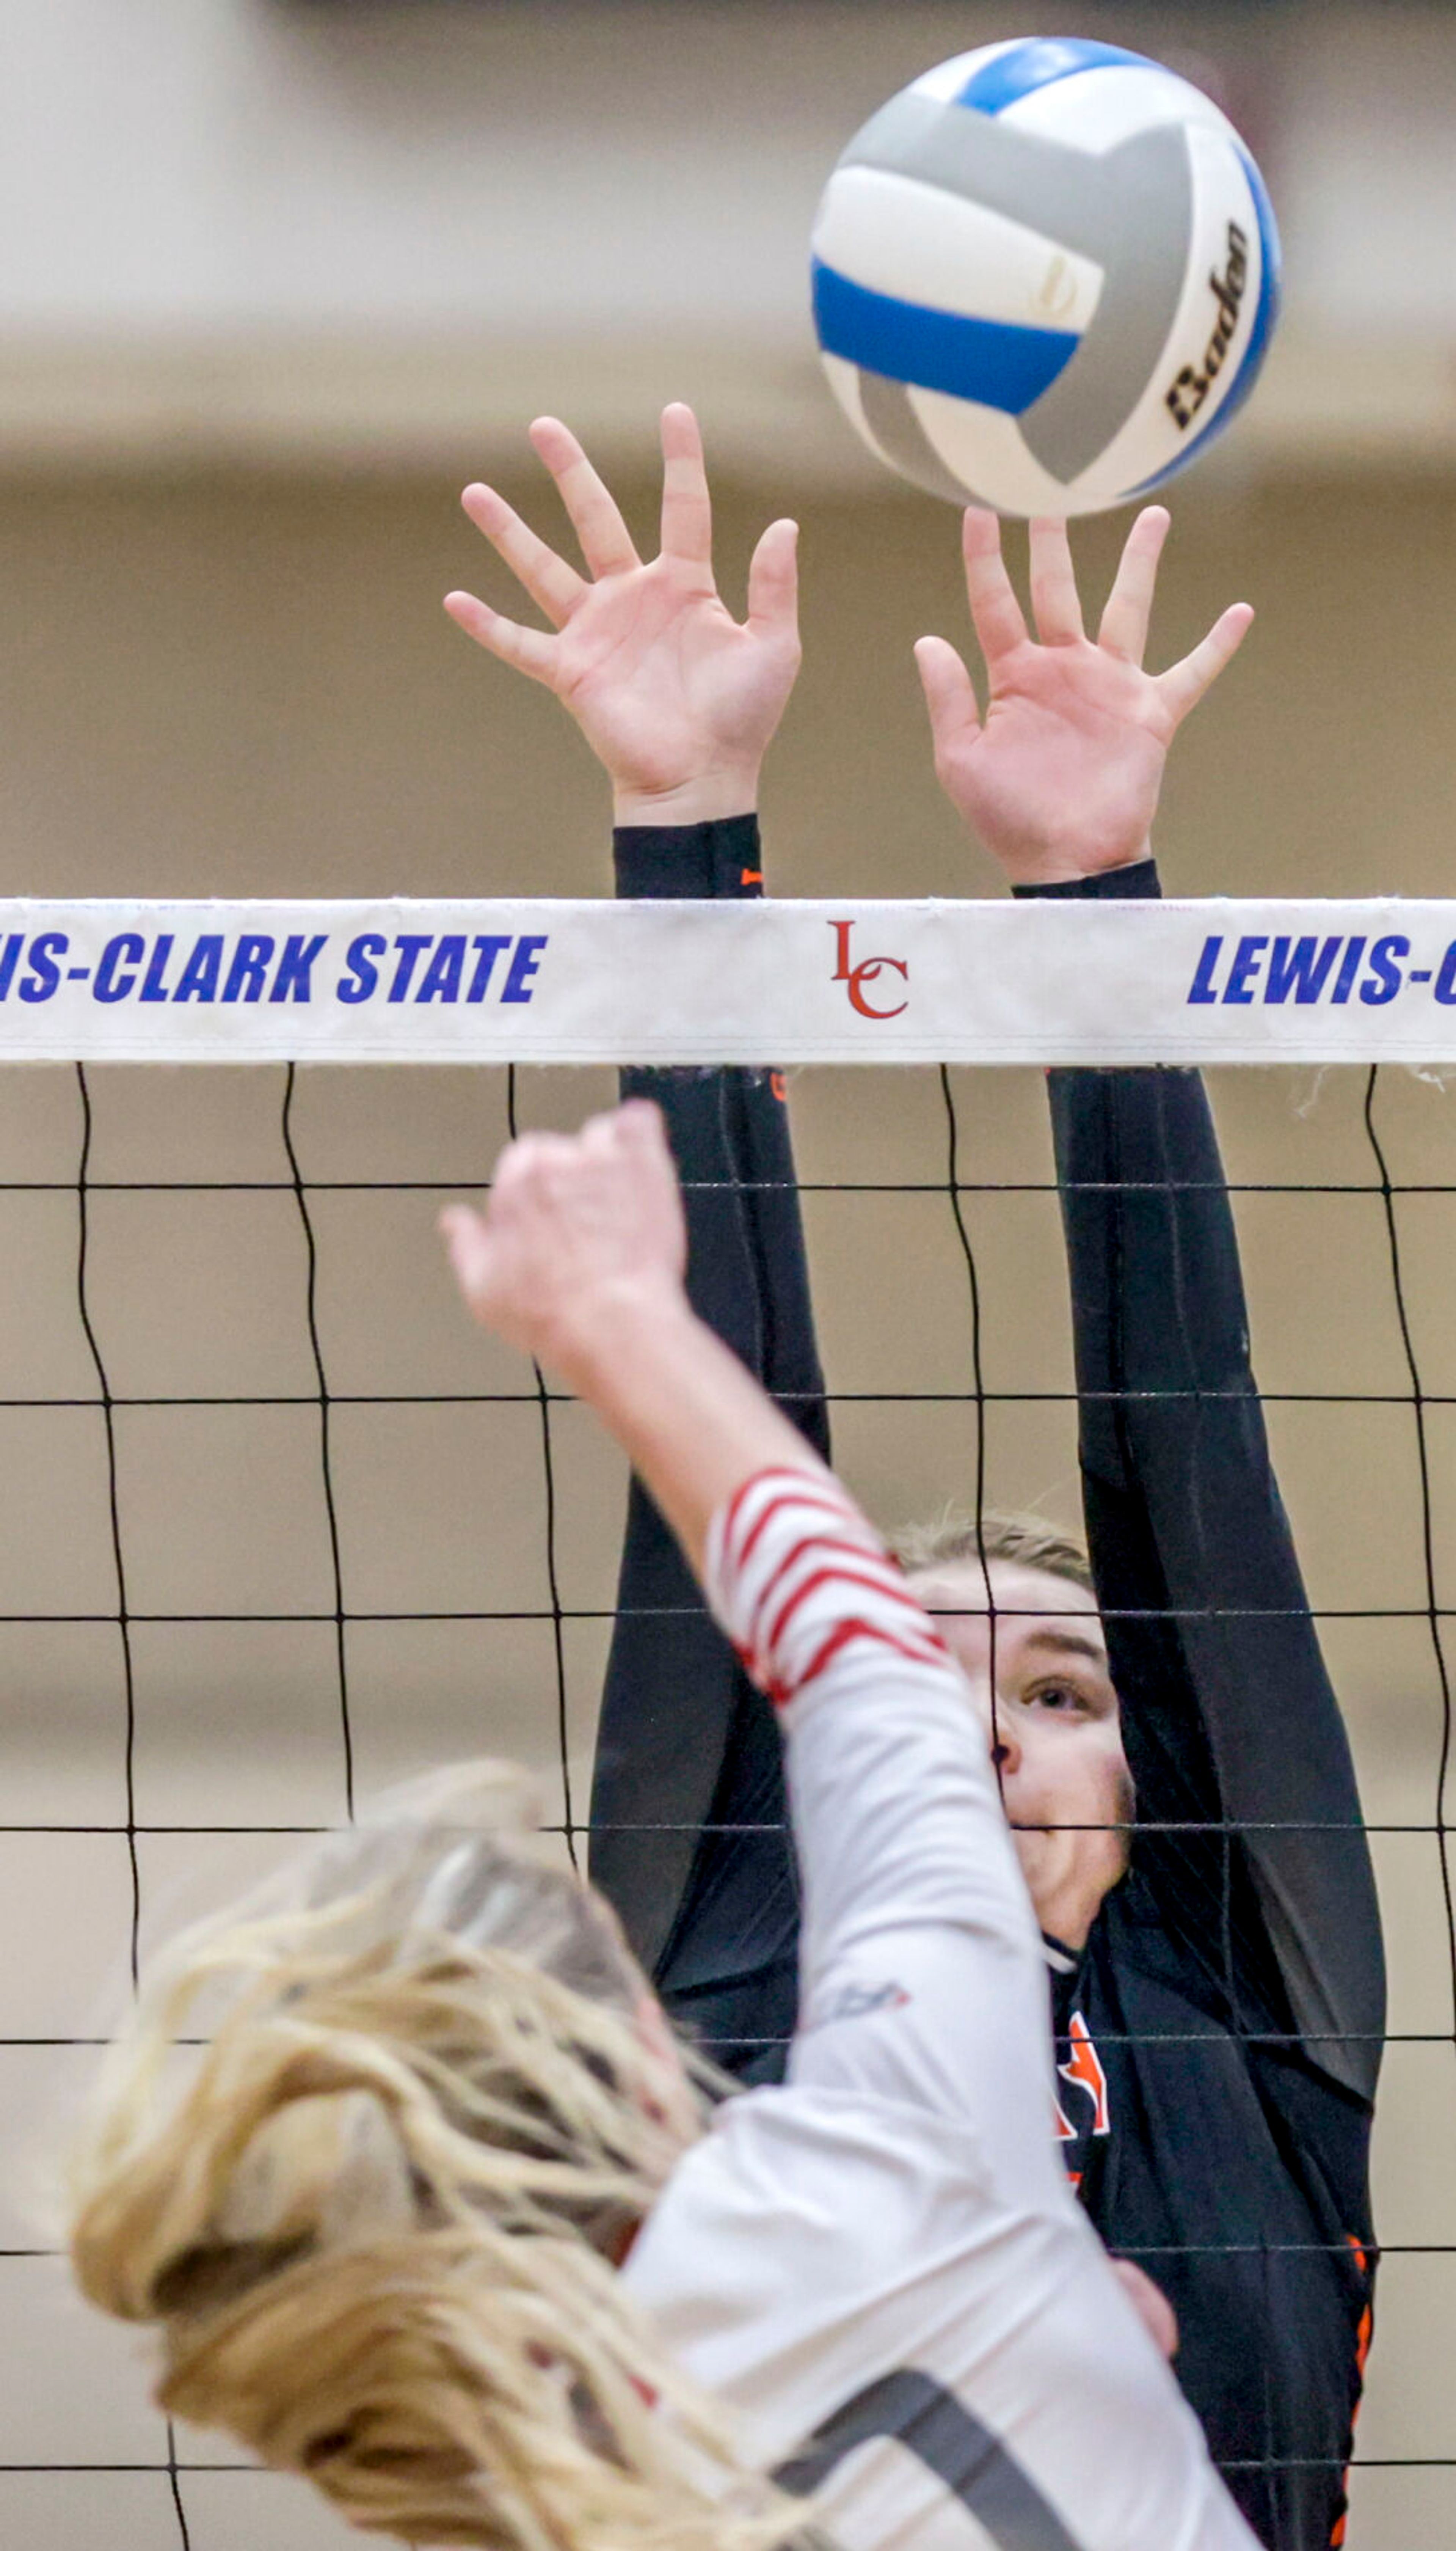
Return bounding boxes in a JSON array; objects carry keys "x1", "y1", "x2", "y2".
[{"x1": 622, "y1": 1470, "x2": 1257, "y2": 2551}]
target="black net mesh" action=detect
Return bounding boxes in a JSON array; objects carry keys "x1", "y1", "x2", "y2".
[{"x1": 0, "y1": 1054, "x2": 1451, "y2": 2549}]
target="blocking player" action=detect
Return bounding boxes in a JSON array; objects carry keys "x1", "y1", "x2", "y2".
[
  {"x1": 69, "y1": 1102, "x2": 1260, "y2": 2551},
  {"x1": 445, "y1": 407, "x2": 1384, "y2": 2551}
]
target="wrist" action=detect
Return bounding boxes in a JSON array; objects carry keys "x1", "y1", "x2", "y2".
[
  {"x1": 1014, "y1": 853, "x2": 1161, "y2": 904},
  {"x1": 980, "y1": 834, "x2": 1154, "y2": 889},
  {"x1": 612, "y1": 771, "x2": 761, "y2": 828},
  {"x1": 547, "y1": 1276, "x2": 700, "y2": 1399}
]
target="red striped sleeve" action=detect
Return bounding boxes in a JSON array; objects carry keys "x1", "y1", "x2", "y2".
[
  {"x1": 717, "y1": 1466, "x2": 844, "y2": 1544},
  {"x1": 705, "y1": 1467, "x2": 954, "y2": 1714},
  {"x1": 794, "y1": 1614, "x2": 949, "y2": 1692},
  {"x1": 733, "y1": 1481, "x2": 868, "y2": 1571},
  {"x1": 764, "y1": 1561, "x2": 935, "y2": 1661},
  {"x1": 753, "y1": 1531, "x2": 900, "y2": 1622}
]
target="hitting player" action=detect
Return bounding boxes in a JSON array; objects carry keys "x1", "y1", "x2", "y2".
[
  {"x1": 71, "y1": 1103, "x2": 1261, "y2": 2551},
  {"x1": 445, "y1": 406, "x2": 1384, "y2": 2551}
]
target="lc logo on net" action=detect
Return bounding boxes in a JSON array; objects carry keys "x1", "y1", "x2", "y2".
[{"x1": 829, "y1": 919, "x2": 909, "y2": 1020}]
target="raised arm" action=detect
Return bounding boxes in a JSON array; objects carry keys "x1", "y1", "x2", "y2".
[
  {"x1": 917, "y1": 509, "x2": 1384, "y2": 2100},
  {"x1": 603, "y1": 834, "x2": 826, "y2": 2072},
  {"x1": 446, "y1": 410, "x2": 823, "y2": 2073},
  {"x1": 604, "y1": 837, "x2": 831, "y2": 2071},
  {"x1": 442, "y1": 1106, "x2": 1049, "y2": 2145}
]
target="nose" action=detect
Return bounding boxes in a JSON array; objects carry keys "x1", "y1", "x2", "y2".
[{"x1": 989, "y1": 1707, "x2": 1021, "y2": 1779}]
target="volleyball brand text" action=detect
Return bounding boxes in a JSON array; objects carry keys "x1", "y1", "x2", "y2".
[{"x1": 1164, "y1": 222, "x2": 1249, "y2": 431}]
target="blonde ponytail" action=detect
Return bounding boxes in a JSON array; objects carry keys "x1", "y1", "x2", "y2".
[{"x1": 68, "y1": 1764, "x2": 796, "y2": 2551}]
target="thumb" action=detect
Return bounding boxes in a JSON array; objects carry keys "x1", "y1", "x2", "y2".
[
  {"x1": 614, "y1": 1096, "x2": 671, "y2": 1158},
  {"x1": 439, "y1": 1204, "x2": 494, "y2": 1308},
  {"x1": 913, "y1": 635, "x2": 981, "y2": 754},
  {"x1": 747, "y1": 518, "x2": 800, "y2": 643},
  {"x1": 1157, "y1": 600, "x2": 1254, "y2": 729}
]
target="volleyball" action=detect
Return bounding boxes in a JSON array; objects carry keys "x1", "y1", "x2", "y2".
[{"x1": 810, "y1": 35, "x2": 1280, "y2": 516}]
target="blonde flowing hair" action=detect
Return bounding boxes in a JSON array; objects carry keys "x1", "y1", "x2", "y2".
[{"x1": 68, "y1": 1763, "x2": 798, "y2": 2551}]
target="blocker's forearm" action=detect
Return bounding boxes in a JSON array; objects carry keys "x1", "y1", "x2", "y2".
[
  {"x1": 593, "y1": 812, "x2": 824, "y2": 2024},
  {"x1": 566, "y1": 1292, "x2": 828, "y2": 1576}
]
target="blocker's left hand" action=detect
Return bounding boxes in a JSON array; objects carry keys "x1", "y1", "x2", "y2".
[
  {"x1": 915, "y1": 509, "x2": 1253, "y2": 888},
  {"x1": 445, "y1": 404, "x2": 800, "y2": 827},
  {"x1": 441, "y1": 1100, "x2": 688, "y2": 1379}
]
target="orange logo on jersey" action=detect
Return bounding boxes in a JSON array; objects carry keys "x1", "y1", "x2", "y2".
[
  {"x1": 1053, "y1": 2012, "x2": 1111, "y2": 2144},
  {"x1": 1329, "y1": 2234, "x2": 1373, "y2": 2543},
  {"x1": 1347, "y1": 2235, "x2": 1373, "y2": 2379}
]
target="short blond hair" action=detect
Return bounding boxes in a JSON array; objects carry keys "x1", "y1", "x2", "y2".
[
  {"x1": 889, "y1": 1508, "x2": 1093, "y2": 1597},
  {"x1": 67, "y1": 1764, "x2": 795, "y2": 2551}
]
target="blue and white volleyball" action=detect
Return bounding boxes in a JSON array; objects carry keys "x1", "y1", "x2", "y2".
[{"x1": 810, "y1": 36, "x2": 1280, "y2": 517}]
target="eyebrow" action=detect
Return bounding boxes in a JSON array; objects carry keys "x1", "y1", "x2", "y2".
[{"x1": 1020, "y1": 1630, "x2": 1108, "y2": 1669}]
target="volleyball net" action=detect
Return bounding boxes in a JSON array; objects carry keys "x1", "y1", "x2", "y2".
[{"x1": 2, "y1": 894, "x2": 1454, "y2": 2551}]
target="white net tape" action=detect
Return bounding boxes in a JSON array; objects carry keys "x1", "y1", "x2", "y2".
[{"x1": 0, "y1": 899, "x2": 1454, "y2": 1064}]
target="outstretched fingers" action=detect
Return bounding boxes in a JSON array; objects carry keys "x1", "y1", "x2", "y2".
[
  {"x1": 961, "y1": 508, "x2": 1029, "y2": 670},
  {"x1": 1099, "y1": 506, "x2": 1171, "y2": 665},
  {"x1": 442, "y1": 589, "x2": 559, "y2": 686},
  {"x1": 1157, "y1": 600, "x2": 1255, "y2": 726},
  {"x1": 658, "y1": 402, "x2": 714, "y2": 570},
  {"x1": 530, "y1": 415, "x2": 642, "y2": 580},
  {"x1": 1028, "y1": 515, "x2": 1084, "y2": 645},
  {"x1": 914, "y1": 635, "x2": 982, "y2": 759},
  {"x1": 459, "y1": 483, "x2": 585, "y2": 628}
]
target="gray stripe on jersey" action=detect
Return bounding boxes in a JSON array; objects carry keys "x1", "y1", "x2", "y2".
[{"x1": 775, "y1": 2369, "x2": 1085, "y2": 2549}]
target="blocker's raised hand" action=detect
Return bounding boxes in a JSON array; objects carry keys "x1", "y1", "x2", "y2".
[
  {"x1": 445, "y1": 405, "x2": 800, "y2": 826},
  {"x1": 441, "y1": 1101, "x2": 688, "y2": 1381},
  {"x1": 914, "y1": 509, "x2": 1253, "y2": 886}
]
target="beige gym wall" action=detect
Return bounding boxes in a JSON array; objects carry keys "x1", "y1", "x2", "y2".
[
  {"x1": 2, "y1": 0, "x2": 1456, "y2": 2538},
  {"x1": 0, "y1": 459, "x2": 1452, "y2": 2546}
]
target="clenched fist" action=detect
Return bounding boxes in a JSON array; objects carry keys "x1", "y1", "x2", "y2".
[{"x1": 441, "y1": 1100, "x2": 688, "y2": 1383}]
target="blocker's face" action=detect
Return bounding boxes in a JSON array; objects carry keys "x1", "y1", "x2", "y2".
[{"x1": 909, "y1": 1561, "x2": 1130, "y2": 1952}]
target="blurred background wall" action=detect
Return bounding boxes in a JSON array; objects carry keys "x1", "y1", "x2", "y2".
[
  {"x1": 1, "y1": 6, "x2": 1456, "y2": 2549},
  {"x1": 2, "y1": 0, "x2": 1455, "y2": 483}
]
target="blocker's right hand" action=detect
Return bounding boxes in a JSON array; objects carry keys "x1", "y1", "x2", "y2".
[
  {"x1": 445, "y1": 404, "x2": 800, "y2": 827},
  {"x1": 440, "y1": 1100, "x2": 689, "y2": 1381},
  {"x1": 915, "y1": 507, "x2": 1253, "y2": 888}
]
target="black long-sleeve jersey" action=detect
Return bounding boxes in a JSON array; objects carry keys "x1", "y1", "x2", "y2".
[{"x1": 588, "y1": 819, "x2": 1385, "y2": 2551}]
